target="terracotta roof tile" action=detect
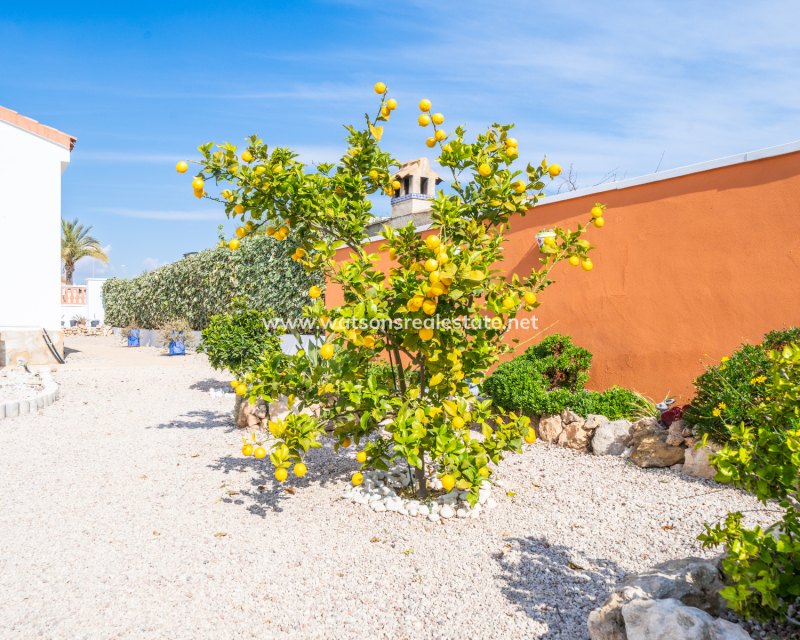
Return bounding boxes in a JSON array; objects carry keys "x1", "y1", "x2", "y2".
[{"x1": 0, "y1": 105, "x2": 76, "y2": 151}]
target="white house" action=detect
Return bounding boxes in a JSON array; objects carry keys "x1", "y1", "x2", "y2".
[{"x1": 0, "y1": 105, "x2": 76, "y2": 366}]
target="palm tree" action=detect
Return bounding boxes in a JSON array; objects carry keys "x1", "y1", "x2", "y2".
[{"x1": 61, "y1": 218, "x2": 109, "y2": 285}]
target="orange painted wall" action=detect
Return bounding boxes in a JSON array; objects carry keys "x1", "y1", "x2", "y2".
[{"x1": 329, "y1": 150, "x2": 800, "y2": 402}]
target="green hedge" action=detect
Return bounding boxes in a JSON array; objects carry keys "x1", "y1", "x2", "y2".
[
  {"x1": 483, "y1": 333, "x2": 655, "y2": 420},
  {"x1": 103, "y1": 235, "x2": 323, "y2": 331}
]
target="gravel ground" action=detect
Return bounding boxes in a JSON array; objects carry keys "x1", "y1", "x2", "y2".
[
  {"x1": 0, "y1": 350, "x2": 778, "y2": 639},
  {"x1": 0, "y1": 371, "x2": 45, "y2": 404}
]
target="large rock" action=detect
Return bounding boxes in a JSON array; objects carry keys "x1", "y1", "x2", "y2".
[
  {"x1": 538, "y1": 414, "x2": 564, "y2": 443},
  {"x1": 591, "y1": 420, "x2": 634, "y2": 456},
  {"x1": 683, "y1": 443, "x2": 723, "y2": 480},
  {"x1": 667, "y1": 419, "x2": 688, "y2": 446},
  {"x1": 629, "y1": 429, "x2": 685, "y2": 468},
  {"x1": 622, "y1": 599, "x2": 751, "y2": 640},
  {"x1": 558, "y1": 420, "x2": 591, "y2": 452},
  {"x1": 587, "y1": 556, "x2": 728, "y2": 640},
  {"x1": 584, "y1": 414, "x2": 609, "y2": 431},
  {"x1": 631, "y1": 416, "x2": 660, "y2": 432},
  {"x1": 560, "y1": 408, "x2": 582, "y2": 424}
]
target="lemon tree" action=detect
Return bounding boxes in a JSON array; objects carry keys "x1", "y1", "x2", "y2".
[{"x1": 181, "y1": 83, "x2": 607, "y2": 502}]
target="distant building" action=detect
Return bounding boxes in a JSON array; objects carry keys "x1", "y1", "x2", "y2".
[
  {"x1": 0, "y1": 105, "x2": 76, "y2": 365},
  {"x1": 366, "y1": 157, "x2": 444, "y2": 235}
]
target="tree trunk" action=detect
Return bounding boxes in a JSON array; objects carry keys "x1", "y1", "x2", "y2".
[
  {"x1": 64, "y1": 265, "x2": 74, "y2": 285},
  {"x1": 414, "y1": 450, "x2": 427, "y2": 498}
]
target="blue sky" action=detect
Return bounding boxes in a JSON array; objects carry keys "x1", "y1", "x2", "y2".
[{"x1": 3, "y1": 1, "x2": 799, "y2": 282}]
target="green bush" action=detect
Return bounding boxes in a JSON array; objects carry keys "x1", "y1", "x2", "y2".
[
  {"x1": 103, "y1": 235, "x2": 323, "y2": 330},
  {"x1": 197, "y1": 300, "x2": 284, "y2": 378},
  {"x1": 684, "y1": 327, "x2": 800, "y2": 443},
  {"x1": 482, "y1": 334, "x2": 652, "y2": 420},
  {"x1": 698, "y1": 344, "x2": 800, "y2": 624}
]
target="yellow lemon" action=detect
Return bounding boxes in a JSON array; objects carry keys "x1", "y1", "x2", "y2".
[
  {"x1": 581, "y1": 259, "x2": 593, "y2": 272},
  {"x1": 506, "y1": 147, "x2": 518, "y2": 157},
  {"x1": 419, "y1": 99, "x2": 431, "y2": 112},
  {"x1": 437, "y1": 253, "x2": 449, "y2": 265},
  {"x1": 309, "y1": 285, "x2": 322, "y2": 299},
  {"x1": 176, "y1": 161, "x2": 188, "y2": 173},
  {"x1": 543, "y1": 236, "x2": 556, "y2": 246},
  {"x1": 234, "y1": 204, "x2": 245, "y2": 214},
  {"x1": 255, "y1": 166, "x2": 266, "y2": 175},
  {"x1": 505, "y1": 138, "x2": 518, "y2": 148},
  {"x1": 241, "y1": 151, "x2": 253, "y2": 163},
  {"x1": 192, "y1": 177, "x2": 204, "y2": 190},
  {"x1": 320, "y1": 344, "x2": 334, "y2": 359},
  {"x1": 434, "y1": 129, "x2": 446, "y2": 141},
  {"x1": 502, "y1": 297, "x2": 515, "y2": 309},
  {"x1": 478, "y1": 467, "x2": 490, "y2": 478},
  {"x1": 266, "y1": 226, "x2": 276, "y2": 236},
  {"x1": 352, "y1": 472, "x2": 363, "y2": 486},
  {"x1": 512, "y1": 180, "x2": 526, "y2": 193},
  {"x1": 443, "y1": 144, "x2": 452, "y2": 152},
  {"x1": 356, "y1": 451, "x2": 367, "y2": 463},
  {"x1": 295, "y1": 248, "x2": 306, "y2": 258},
  {"x1": 242, "y1": 444, "x2": 253, "y2": 456},
  {"x1": 429, "y1": 282, "x2": 445, "y2": 296},
  {"x1": 419, "y1": 327, "x2": 434, "y2": 341},
  {"x1": 230, "y1": 380, "x2": 239, "y2": 388},
  {"x1": 432, "y1": 113, "x2": 444, "y2": 125},
  {"x1": 374, "y1": 82, "x2": 386, "y2": 94},
  {"x1": 278, "y1": 225, "x2": 289, "y2": 236},
  {"x1": 273, "y1": 165, "x2": 282, "y2": 174},
  {"x1": 591, "y1": 206, "x2": 603, "y2": 218},
  {"x1": 235, "y1": 227, "x2": 246, "y2": 238},
  {"x1": 523, "y1": 291, "x2": 537, "y2": 305},
  {"x1": 363, "y1": 335, "x2": 375, "y2": 348},
  {"x1": 392, "y1": 180, "x2": 401, "y2": 191},
  {"x1": 193, "y1": 188, "x2": 204, "y2": 199},
  {"x1": 251, "y1": 447, "x2": 265, "y2": 459},
  {"x1": 548, "y1": 164, "x2": 562, "y2": 177},
  {"x1": 478, "y1": 164, "x2": 491, "y2": 177},
  {"x1": 426, "y1": 137, "x2": 436, "y2": 148},
  {"x1": 593, "y1": 217, "x2": 604, "y2": 228},
  {"x1": 389, "y1": 247, "x2": 397, "y2": 260},
  {"x1": 245, "y1": 221, "x2": 255, "y2": 231},
  {"x1": 418, "y1": 114, "x2": 431, "y2": 127},
  {"x1": 229, "y1": 239, "x2": 240, "y2": 251},
  {"x1": 439, "y1": 274, "x2": 453, "y2": 286},
  {"x1": 452, "y1": 416, "x2": 465, "y2": 429},
  {"x1": 275, "y1": 467, "x2": 288, "y2": 482},
  {"x1": 568, "y1": 255, "x2": 580, "y2": 266},
  {"x1": 369, "y1": 170, "x2": 378, "y2": 179},
  {"x1": 424, "y1": 258, "x2": 438, "y2": 272},
  {"x1": 386, "y1": 98, "x2": 397, "y2": 110},
  {"x1": 236, "y1": 383, "x2": 247, "y2": 395},
  {"x1": 341, "y1": 437, "x2": 351, "y2": 448},
  {"x1": 422, "y1": 299, "x2": 437, "y2": 315},
  {"x1": 429, "y1": 271, "x2": 440, "y2": 283},
  {"x1": 381, "y1": 106, "x2": 391, "y2": 117},
  {"x1": 441, "y1": 474, "x2": 455, "y2": 491},
  {"x1": 294, "y1": 463, "x2": 307, "y2": 477},
  {"x1": 426, "y1": 235, "x2": 441, "y2": 250},
  {"x1": 319, "y1": 315, "x2": 329, "y2": 327}
]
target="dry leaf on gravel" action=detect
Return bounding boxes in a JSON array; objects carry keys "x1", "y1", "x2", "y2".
[
  {"x1": 153, "y1": 531, "x2": 160, "y2": 536},
  {"x1": 214, "y1": 533, "x2": 227, "y2": 537},
  {"x1": 286, "y1": 487, "x2": 296, "y2": 495},
  {"x1": 567, "y1": 562, "x2": 584, "y2": 570},
  {"x1": 191, "y1": 454, "x2": 199, "y2": 458},
  {"x1": 661, "y1": 525, "x2": 674, "y2": 530},
  {"x1": 226, "y1": 491, "x2": 239, "y2": 495},
  {"x1": 370, "y1": 537, "x2": 382, "y2": 543},
  {"x1": 140, "y1": 476, "x2": 147, "y2": 479}
]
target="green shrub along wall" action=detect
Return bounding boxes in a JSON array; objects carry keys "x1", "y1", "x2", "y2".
[{"x1": 103, "y1": 235, "x2": 323, "y2": 331}]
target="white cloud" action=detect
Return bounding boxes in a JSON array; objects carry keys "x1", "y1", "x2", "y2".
[
  {"x1": 142, "y1": 257, "x2": 168, "y2": 271},
  {"x1": 99, "y1": 208, "x2": 222, "y2": 221}
]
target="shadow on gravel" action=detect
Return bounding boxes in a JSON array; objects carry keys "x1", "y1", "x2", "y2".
[
  {"x1": 189, "y1": 379, "x2": 235, "y2": 393},
  {"x1": 207, "y1": 440, "x2": 358, "y2": 516},
  {"x1": 151, "y1": 410, "x2": 235, "y2": 432},
  {"x1": 495, "y1": 537, "x2": 624, "y2": 637}
]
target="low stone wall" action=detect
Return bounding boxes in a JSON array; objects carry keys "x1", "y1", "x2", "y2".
[
  {"x1": 63, "y1": 324, "x2": 114, "y2": 337},
  {"x1": 0, "y1": 327, "x2": 64, "y2": 367}
]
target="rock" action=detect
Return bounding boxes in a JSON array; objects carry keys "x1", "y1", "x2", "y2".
[
  {"x1": 486, "y1": 498, "x2": 497, "y2": 509},
  {"x1": 622, "y1": 598, "x2": 751, "y2": 640},
  {"x1": 417, "y1": 505, "x2": 430, "y2": 516},
  {"x1": 561, "y1": 408, "x2": 582, "y2": 424},
  {"x1": 538, "y1": 414, "x2": 564, "y2": 443},
  {"x1": 670, "y1": 418, "x2": 688, "y2": 435},
  {"x1": 456, "y1": 508, "x2": 469, "y2": 518},
  {"x1": 666, "y1": 433, "x2": 685, "y2": 447},
  {"x1": 671, "y1": 464, "x2": 684, "y2": 472},
  {"x1": 683, "y1": 444, "x2": 723, "y2": 480},
  {"x1": 557, "y1": 420, "x2": 591, "y2": 452},
  {"x1": 587, "y1": 556, "x2": 728, "y2": 640},
  {"x1": 592, "y1": 420, "x2": 634, "y2": 456},
  {"x1": 684, "y1": 436, "x2": 700, "y2": 448},
  {"x1": 246, "y1": 414, "x2": 260, "y2": 427},
  {"x1": 440, "y1": 505, "x2": 455, "y2": 518},
  {"x1": 682, "y1": 426, "x2": 695, "y2": 438},
  {"x1": 584, "y1": 414, "x2": 609, "y2": 431},
  {"x1": 427, "y1": 513, "x2": 440, "y2": 522},
  {"x1": 629, "y1": 430, "x2": 685, "y2": 468},
  {"x1": 371, "y1": 502, "x2": 386, "y2": 512},
  {"x1": 632, "y1": 416, "x2": 660, "y2": 432}
]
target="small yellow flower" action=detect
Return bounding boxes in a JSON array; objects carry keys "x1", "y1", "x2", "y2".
[
  {"x1": 718, "y1": 402, "x2": 726, "y2": 409},
  {"x1": 712, "y1": 409, "x2": 721, "y2": 417},
  {"x1": 721, "y1": 356, "x2": 730, "y2": 362}
]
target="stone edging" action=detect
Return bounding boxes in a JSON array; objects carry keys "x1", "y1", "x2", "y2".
[{"x1": 0, "y1": 372, "x2": 60, "y2": 420}]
